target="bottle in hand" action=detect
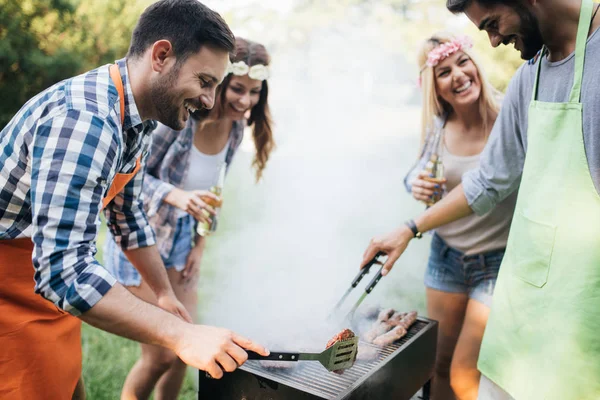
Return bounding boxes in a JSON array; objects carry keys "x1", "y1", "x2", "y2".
[
  {"x1": 197, "y1": 162, "x2": 226, "y2": 237},
  {"x1": 422, "y1": 130, "x2": 445, "y2": 206}
]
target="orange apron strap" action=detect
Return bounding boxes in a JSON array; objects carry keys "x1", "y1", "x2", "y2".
[
  {"x1": 101, "y1": 64, "x2": 141, "y2": 210},
  {"x1": 0, "y1": 239, "x2": 81, "y2": 399},
  {"x1": 109, "y1": 63, "x2": 125, "y2": 126},
  {"x1": 101, "y1": 156, "x2": 142, "y2": 210}
]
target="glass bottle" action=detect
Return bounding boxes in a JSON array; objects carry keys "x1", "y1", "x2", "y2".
[
  {"x1": 196, "y1": 162, "x2": 226, "y2": 236},
  {"x1": 423, "y1": 129, "x2": 445, "y2": 207}
]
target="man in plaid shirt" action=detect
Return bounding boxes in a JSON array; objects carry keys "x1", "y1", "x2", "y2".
[{"x1": 0, "y1": 1, "x2": 268, "y2": 398}]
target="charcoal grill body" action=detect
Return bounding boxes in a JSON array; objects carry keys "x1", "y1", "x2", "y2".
[{"x1": 198, "y1": 317, "x2": 437, "y2": 400}]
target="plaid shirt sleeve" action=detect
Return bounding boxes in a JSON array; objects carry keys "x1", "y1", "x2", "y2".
[
  {"x1": 31, "y1": 110, "x2": 119, "y2": 316},
  {"x1": 103, "y1": 147, "x2": 156, "y2": 251}
]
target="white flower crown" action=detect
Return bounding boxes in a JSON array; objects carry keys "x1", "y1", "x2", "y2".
[{"x1": 227, "y1": 60, "x2": 270, "y2": 81}]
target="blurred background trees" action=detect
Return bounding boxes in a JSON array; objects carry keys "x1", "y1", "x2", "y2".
[
  {"x1": 0, "y1": 0, "x2": 150, "y2": 126},
  {"x1": 1, "y1": 0, "x2": 523, "y2": 128}
]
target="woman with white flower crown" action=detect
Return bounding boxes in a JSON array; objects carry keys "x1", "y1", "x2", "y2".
[
  {"x1": 102, "y1": 37, "x2": 275, "y2": 399},
  {"x1": 398, "y1": 32, "x2": 517, "y2": 400}
]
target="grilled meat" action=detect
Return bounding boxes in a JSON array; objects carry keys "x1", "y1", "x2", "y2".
[
  {"x1": 326, "y1": 328, "x2": 356, "y2": 374},
  {"x1": 362, "y1": 309, "x2": 418, "y2": 345},
  {"x1": 377, "y1": 308, "x2": 395, "y2": 322},
  {"x1": 363, "y1": 308, "x2": 397, "y2": 342},
  {"x1": 325, "y1": 328, "x2": 355, "y2": 349},
  {"x1": 372, "y1": 326, "x2": 407, "y2": 346}
]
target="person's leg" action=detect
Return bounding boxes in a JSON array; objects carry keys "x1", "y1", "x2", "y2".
[
  {"x1": 450, "y1": 249, "x2": 503, "y2": 400},
  {"x1": 427, "y1": 288, "x2": 469, "y2": 400},
  {"x1": 424, "y1": 234, "x2": 470, "y2": 400},
  {"x1": 449, "y1": 299, "x2": 490, "y2": 400},
  {"x1": 120, "y1": 281, "x2": 180, "y2": 400},
  {"x1": 153, "y1": 266, "x2": 200, "y2": 399}
]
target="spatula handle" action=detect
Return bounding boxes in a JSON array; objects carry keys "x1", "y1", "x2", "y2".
[{"x1": 247, "y1": 351, "x2": 301, "y2": 361}]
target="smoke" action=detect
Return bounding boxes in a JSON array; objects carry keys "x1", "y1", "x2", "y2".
[{"x1": 197, "y1": 3, "x2": 432, "y2": 349}]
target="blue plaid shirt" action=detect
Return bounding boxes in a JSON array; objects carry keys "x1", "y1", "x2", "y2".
[
  {"x1": 143, "y1": 119, "x2": 243, "y2": 258},
  {"x1": 0, "y1": 58, "x2": 156, "y2": 315}
]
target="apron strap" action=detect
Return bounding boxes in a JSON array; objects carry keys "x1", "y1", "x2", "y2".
[
  {"x1": 532, "y1": 0, "x2": 593, "y2": 103},
  {"x1": 532, "y1": 46, "x2": 546, "y2": 102},
  {"x1": 569, "y1": 0, "x2": 594, "y2": 103},
  {"x1": 109, "y1": 64, "x2": 125, "y2": 126},
  {"x1": 102, "y1": 64, "x2": 139, "y2": 211}
]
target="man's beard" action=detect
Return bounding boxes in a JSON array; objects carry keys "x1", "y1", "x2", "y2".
[
  {"x1": 515, "y1": 5, "x2": 545, "y2": 60},
  {"x1": 150, "y1": 67, "x2": 184, "y2": 130}
]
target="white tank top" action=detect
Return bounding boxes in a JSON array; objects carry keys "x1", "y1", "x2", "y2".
[{"x1": 176, "y1": 138, "x2": 230, "y2": 218}]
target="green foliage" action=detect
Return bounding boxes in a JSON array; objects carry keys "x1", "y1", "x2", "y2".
[
  {"x1": 0, "y1": 0, "x2": 150, "y2": 128},
  {"x1": 0, "y1": 0, "x2": 81, "y2": 127}
]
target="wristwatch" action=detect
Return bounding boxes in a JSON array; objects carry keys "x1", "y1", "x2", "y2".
[{"x1": 405, "y1": 219, "x2": 423, "y2": 239}]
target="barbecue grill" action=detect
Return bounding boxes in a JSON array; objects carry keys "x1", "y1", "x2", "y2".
[{"x1": 198, "y1": 317, "x2": 437, "y2": 400}]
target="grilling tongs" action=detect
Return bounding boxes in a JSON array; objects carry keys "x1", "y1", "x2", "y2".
[
  {"x1": 328, "y1": 251, "x2": 387, "y2": 322},
  {"x1": 246, "y1": 336, "x2": 359, "y2": 372}
]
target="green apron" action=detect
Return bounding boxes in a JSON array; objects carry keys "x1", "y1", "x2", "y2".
[{"x1": 477, "y1": 1, "x2": 600, "y2": 399}]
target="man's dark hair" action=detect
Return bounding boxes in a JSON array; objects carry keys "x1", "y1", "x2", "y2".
[
  {"x1": 446, "y1": 0, "x2": 510, "y2": 14},
  {"x1": 127, "y1": 0, "x2": 235, "y2": 63}
]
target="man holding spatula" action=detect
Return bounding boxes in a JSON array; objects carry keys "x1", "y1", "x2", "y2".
[
  {"x1": 362, "y1": 0, "x2": 600, "y2": 399},
  {"x1": 0, "y1": 1, "x2": 268, "y2": 398}
]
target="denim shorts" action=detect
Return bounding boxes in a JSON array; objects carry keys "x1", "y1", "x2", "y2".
[
  {"x1": 424, "y1": 233, "x2": 504, "y2": 307},
  {"x1": 102, "y1": 214, "x2": 194, "y2": 286}
]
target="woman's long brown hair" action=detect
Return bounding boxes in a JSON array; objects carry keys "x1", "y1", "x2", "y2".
[{"x1": 220, "y1": 38, "x2": 275, "y2": 181}]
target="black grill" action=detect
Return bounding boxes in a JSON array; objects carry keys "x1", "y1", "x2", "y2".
[{"x1": 198, "y1": 317, "x2": 437, "y2": 400}]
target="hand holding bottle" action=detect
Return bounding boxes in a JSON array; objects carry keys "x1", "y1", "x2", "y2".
[
  {"x1": 197, "y1": 162, "x2": 227, "y2": 237},
  {"x1": 412, "y1": 170, "x2": 446, "y2": 205},
  {"x1": 164, "y1": 187, "x2": 220, "y2": 224}
]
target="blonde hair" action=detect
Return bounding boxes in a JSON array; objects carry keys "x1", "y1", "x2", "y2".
[{"x1": 417, "y1": 32, "x2": 501, "y2": 150}]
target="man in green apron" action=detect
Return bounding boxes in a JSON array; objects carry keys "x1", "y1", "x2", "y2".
[{"x1": 361, "y1": 0, "x2": 600, "y2": 398}]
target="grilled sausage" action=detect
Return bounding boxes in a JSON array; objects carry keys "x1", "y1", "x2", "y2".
[{"x1": 372, "y1": 326, "x2": 408, "y2": 346}]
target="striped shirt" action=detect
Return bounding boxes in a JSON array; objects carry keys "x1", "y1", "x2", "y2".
[
  {"x1": 0, "y1": 58, "x2": 156, "y2": 315},
  {"x1": 143, "y1": 119, "x2": 244, "y2": 258}
]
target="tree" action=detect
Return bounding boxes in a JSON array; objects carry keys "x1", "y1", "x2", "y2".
[
  {"x1": 0, "y1": 0, "x2": 150, "y2": 128},
  {"x1": 0, "y1": 0, "x2": 82, "y2": 127}
]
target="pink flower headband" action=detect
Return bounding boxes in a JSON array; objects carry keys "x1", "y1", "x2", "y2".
[{"x1": 417, "y1": 36, "x2": 473, "y2": 87}]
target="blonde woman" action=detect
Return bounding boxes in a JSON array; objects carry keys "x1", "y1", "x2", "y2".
[{"x1": 403, "y1": 33, "x2": 517, "y2": 400}]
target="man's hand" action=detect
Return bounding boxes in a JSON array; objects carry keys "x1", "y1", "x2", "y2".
[
  {"x1": 157, "y1": 294, "x2": 193, "y2": 323},
  {"x1": 80, "y1": 284, "x2": 269, "y2": 379},
  {"x1": 361, "y1": 225, "x2": 414, "y2": 276},
  {"x1": 174, "y1": 325, "x2": 270, "y2": 379}
]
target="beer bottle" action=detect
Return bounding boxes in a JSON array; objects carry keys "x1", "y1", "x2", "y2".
[
  {"x1": 196, "y1": 162, "x2": 226, "y2": 236},
  {"x1": 423, "y1": 130, "x2": 445, "y2": 206}
]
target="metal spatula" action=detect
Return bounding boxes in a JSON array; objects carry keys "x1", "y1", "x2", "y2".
[{"x1": 246, "y1": 336, "x2": 359, "y2": 372}]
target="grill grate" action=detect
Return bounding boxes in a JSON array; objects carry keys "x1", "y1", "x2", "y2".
[{"x1": 241, "y1": 320, "x2": 429, "y2": 399}]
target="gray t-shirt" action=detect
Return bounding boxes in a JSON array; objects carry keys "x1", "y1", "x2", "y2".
[{"x1": 463, "y1": 27, "x2": 600, "y2": 215}]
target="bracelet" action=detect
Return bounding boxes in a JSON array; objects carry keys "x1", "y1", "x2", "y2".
[{"x1": 405, "y1": 219, "x2": 423, "y2": 239}]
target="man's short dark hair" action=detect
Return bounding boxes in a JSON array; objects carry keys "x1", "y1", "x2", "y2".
[
  {"x1": 446, "y1": 0, "x2": 511, "y2": 14},
  {"x1": 127, "y1": 0, "x2": 235, "y2": 63}
]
